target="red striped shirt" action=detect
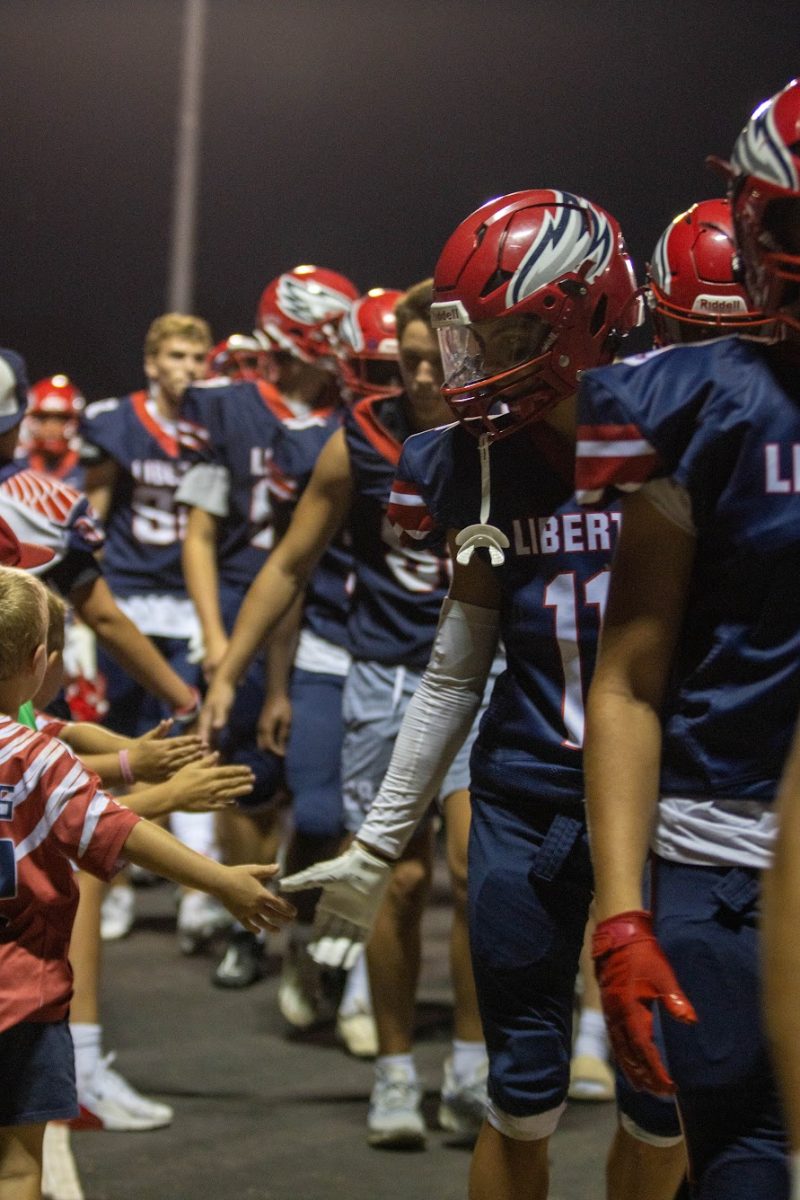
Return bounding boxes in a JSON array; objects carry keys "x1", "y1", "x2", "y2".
[{"x1": 0, "y1": 717, "x2": 139, "y2": 1030}]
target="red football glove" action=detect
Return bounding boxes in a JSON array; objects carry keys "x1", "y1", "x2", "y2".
[{"x1": 592, "y1": 910, "x2": 698, "y2": 1096}]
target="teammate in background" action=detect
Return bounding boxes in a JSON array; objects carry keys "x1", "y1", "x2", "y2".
[
  {"x1": 79, "y1": 313, "x2": 224, "y2": 953},
  {"x1": 178, "y1": 266, "x2": 357, "y2": 992},
  {"x1": 0, "y1": 347, "x2": 205, "y2": 723},
  {"x1": 336, "y1": 288, "x2": 404, "y2": 403},
  {"x1": 579, "y1": 80, "x2": 800, "y2": 1197},
  {"x1": 0, "y1": 567, "x2": 295, "y2": 1200},
  {"x1": 202, "y1": 279, "x2": 495, "y2": 1142},
  {"x1": 281, "y1": 191, "x2": 688, "y2": 1199},
  {"x1": 206, "y1": 333, "x2": 269, "y2": 383},
  {"x1": 646, "y1": 196, "x2": 773, "y2": 345},
  {"x1": 22, "y1": 375, "x2": 86, "y2": 487}
]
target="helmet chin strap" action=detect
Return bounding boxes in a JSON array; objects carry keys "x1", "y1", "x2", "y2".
[{"x1": 455, "y1": 434, "x2": 509, "y2": 566}]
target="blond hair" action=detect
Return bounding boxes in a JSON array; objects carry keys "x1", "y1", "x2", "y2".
[
  {"x1": 45, "y1": 589, "x2": 67, "y2": 655},
  {"x1": 0, "y1": 567, "x2": 49, "y2": 680},
  {"x1": 394, "y1": 279, "x2": 434, "y2": 340},
  {"x1": 144, "y1": 313, "x2": 212, "y2": 360}
]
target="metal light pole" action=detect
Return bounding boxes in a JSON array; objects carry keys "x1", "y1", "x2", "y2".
[{"x1": 167, "y1": 0, "x2": 207, "y2": 312}]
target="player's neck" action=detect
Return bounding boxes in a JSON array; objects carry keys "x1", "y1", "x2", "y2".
[{"x1": 150, "y1": 388, "x2": 182, "y2": 422}]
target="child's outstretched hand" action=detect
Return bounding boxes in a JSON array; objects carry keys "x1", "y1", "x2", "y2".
[
  {"x1": 168, "y1": 754, "x2": 255, "y2": 811},
  {"x1": 214, "y1": 864, "x2": 296, "y2": 934},
  {"x1": 130, "y1": 721, "x2": 204, "y2": 782}
]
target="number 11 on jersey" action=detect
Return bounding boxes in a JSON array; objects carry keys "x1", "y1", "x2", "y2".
[{"x1": 544, "y1": 569, "x2": 610, "y2": 749}]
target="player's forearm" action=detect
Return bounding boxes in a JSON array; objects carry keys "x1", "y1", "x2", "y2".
[
  {"x1": 217, "y1": 558, "x2": 304, "y2": 686},
  {"x1": 358, "y1": 598, "x2": 499, "y2": 860},
  {"x1": 182, "y1": 520, "x2": 226, "y2": 646},
  {"x1": 762, "y1": 719, "x2": 800, "y2": 1150},
  {"x1": 264, "y1": 595, "x2": 302, "y2": 697},
  {"x1": 584, "y1": 683, "x2": 661, "y2": 920},
  {"x1": 122, "y1": 817, "x2": 229, "y2": 894}
]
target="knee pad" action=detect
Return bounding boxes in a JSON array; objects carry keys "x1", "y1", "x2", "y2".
[
  {"x1": 620, "y1": 1111, "x2": 685, "y2": 1149},
  {"x1": 486, "y1": 1098, "x2": 565, "y2": 1142}
]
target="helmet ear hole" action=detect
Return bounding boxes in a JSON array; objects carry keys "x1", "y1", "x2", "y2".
[
  {"x1": 590, "y1": 293, "x2": 608, "y2": 337},
  {"x1": 480, "y1": 268, "x2": 513, "y2": 297}
]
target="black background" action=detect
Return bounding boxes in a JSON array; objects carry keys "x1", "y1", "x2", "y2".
[{"x1": 3, "y1": 1, "x2": 797, "y2": 396}]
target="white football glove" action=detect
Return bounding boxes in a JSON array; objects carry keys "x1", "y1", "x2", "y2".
[{"x1": 279, "y1": 842, "x2": 392, "y2": 970}]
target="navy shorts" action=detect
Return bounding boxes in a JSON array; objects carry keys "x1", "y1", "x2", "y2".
[
  {"x1": 468, "y1": 792, "x2": 592, "y2": 1118},
  {"x1": 0, "y1": 1019, "x2": 77, "y2": 1126},
  {"x1": 99, "y1": 633, "x2": 203, "y2": 739},
  {"x1": 653, "y1": 856, "x2": 789, "y2": 1198},
  {"x1": 218, "y1": 585, "x2": 285, "y2": 810},
  {"x1": 285, "y1": 668, "x2": 346, "y2": 840}
]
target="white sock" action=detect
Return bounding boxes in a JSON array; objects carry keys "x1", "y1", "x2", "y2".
[
  {"x1": 70, "y1": 1022, "x2": 102, "y2": 1086},
  {"x1": 376, "y1": 1053, "x2": 417, "y2": 1083},
  {"x1": 451, "y1": 1039, "x2": 486, "y2": 1081},
  {"x1": 338, "y1": 949, "x2": 371, "y2": 1017},
  {"x1": 169, "y1": 811, "x2": 220, "y2": 859},
  {"x1": 573, "y1": 1007, "x2": 609, "y2": 1062}
]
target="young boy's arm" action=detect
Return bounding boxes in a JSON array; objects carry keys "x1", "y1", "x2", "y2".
[
  {"x1": 54, "y1": 720, "x2": 203, "y2": 785},
  {"x1": 122, "y1": 819, "x2": 295, "y2": 933}
]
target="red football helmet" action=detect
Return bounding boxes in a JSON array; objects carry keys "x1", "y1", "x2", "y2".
[
  {"x1": 647, "y1": 199, "x2": 771, "y2": 345},
  {"x1": 431, "y1": 190, "x2": 642, "y2": 440},
  {"x1": 255, "y1": 265, "x2": 359, "y2": 366},
  {"x1": 206, "y1": 334, "x2": 267, "y2": 381},
  {"x1": 725, "y1": 78, "x2": 800, "y2": 333},
  {"x1": 27, "y1": 375, "x2": 85, "y2": 456},
  {"x1": 337, "y1": 288, "x2": 403, "y2": 400}
]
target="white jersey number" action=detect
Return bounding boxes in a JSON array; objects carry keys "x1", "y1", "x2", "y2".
[
  {"x1": 543, "y1": 568, "x2": 609, "y2": 749},
  {"x1": 132, "y1": 485, "x2": 187, "y2": 546}
]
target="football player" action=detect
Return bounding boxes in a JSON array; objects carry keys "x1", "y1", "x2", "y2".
[
  {"x1": 23, "y1": 375, "x2": 86, "y2": 486},
  {"x1": 202, "y1": 279, "x2": 499, "y2": 1145},
  {"x1": 79, "y1": 313, "x2": 225, "y2": 953},
  {"x1": 177, "y1": 266, "x2": 356, "y2": 992},
  {"x1": 279, "y1": 190, "x2": 689, "y2": 1199},
  {"x1": 579, "y1": 79, "x2": 800, "y2": 1198},
  {"x1": 647, "y1": 197, "x2": 772, "y2": 345},
  {"x1": 337, "y1": 288, "x2": 404, "y2": 403}
]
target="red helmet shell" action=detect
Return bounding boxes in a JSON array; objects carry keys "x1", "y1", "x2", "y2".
[
  {"x1": 728, "y1": 79, "x2": 800, "y2": 330},
  {"x1": 255, "y1": 265, "x2": 359, "y2": 364},
  {"x1": 26, "y1": 374, "x2": 84, "y2": 457},
  {"x1": 432, "y1": 189, "x2": 642, "y2": 439},
  {"x1": 337, "y1": 288, "x2": 403, "y2": 399},
  {"x1": 206, "y1": 334, "x2": 267, "y2": 381},
  {"x1": 648, "y1": 198, "x2": 769, "y2": 344},
  {"x1": 28, "y1": 374, "x2": 84, "y2": 418}
]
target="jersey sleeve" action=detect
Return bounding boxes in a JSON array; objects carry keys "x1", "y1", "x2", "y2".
[
  {"x1": 386, "y1": 430, "x2": 451, "y2": 549},
  {"x1": 23, "y1": 732, "x2": 140, "y2": 881},
  {"x1": 79, "y1": 397, "x2": 123, "y2": 464},
  {"x1": 575, "y1": 347, "x2": 723, "y2": 507}
]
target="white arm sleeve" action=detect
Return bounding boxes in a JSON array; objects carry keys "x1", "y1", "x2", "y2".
[
  {"x1": 175, "y1": 463, "x2": 231, "y2": 517},
  {"x1": 357, "y1": 598, "x2": 500, "y2": 860}
]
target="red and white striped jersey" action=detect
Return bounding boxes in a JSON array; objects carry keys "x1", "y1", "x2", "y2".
[{"x1": 0, "y1": 716, "x2": 139, "y2": 1031}]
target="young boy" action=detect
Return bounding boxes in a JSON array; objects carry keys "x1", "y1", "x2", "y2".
[{"x1": 0, "y1": 566, "x2": 295, "y2": 1199}]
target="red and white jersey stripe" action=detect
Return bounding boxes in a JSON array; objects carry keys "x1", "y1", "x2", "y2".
[
  {"x1": 574, "y1": 422, "x2": 659, "y2": 504},
  {"x1": 0, "y1": 717, "x2": 139, "y2": 1030}
]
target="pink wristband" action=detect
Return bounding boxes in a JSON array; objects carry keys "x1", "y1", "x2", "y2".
[{"x1": 118, "y1": 749, "x2": 135, "y2": 787}]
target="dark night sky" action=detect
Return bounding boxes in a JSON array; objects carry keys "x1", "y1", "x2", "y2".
[{"x1": 2, "y1": 1, "x2": 798, "y2": 397}]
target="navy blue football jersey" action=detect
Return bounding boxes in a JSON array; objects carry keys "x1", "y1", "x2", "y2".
[
  {"x1": 181, "y1": 379, "x2": 351, "y2": 650},
  {"x1": 79, "y1": 392, "x2": 206, "y2": 596},
  {"x1": 577, "y1": 338, "x2": 800, "y2": 801},
  {"x1": 343, "y1": 394, "x2": 451, "y2": 670},
  {"x1": 388, "y1": 418, "x2": 621, "y2": 805}
]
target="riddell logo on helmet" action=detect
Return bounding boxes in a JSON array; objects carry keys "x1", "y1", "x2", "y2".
[
  {"x1": 692, "y1": 294, "x2": 747, "y2": 314},
  {"x1": 431, "y1": 301, "x2": 470, "y2": 327}
]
